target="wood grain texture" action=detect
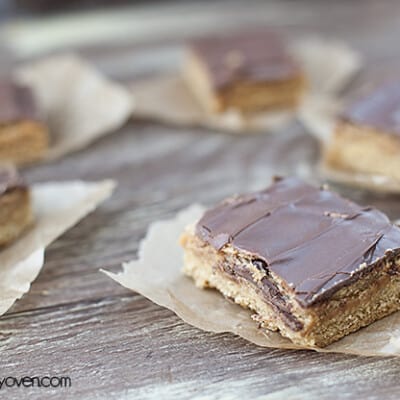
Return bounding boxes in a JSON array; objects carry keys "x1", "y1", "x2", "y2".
[{"x1": 1, "y1": 1, "x2": 400, "y2": 399}]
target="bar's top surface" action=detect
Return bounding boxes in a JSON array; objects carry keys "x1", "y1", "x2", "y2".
[
  {"x1": 189, "y1": 31, "x2": 300, "y2": 90},
  {"x1": 195, "y1": 177, "x2": 400, "y2": 307},
  {"x1": 0, "y1": 80, "x2": 39, "y2": 124},
  {"x1": 0, "y1": 165, "x2": 25, "y2": 195},
  {"x1": 342, "y1": 81, "x2": 400, "y2": 135}
]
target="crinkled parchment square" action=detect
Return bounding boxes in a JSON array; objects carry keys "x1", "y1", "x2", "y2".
[
  {"x1": 15, "y1": 54, "x2": 133, "y2": 160},
  {"x1": 0, "y1": 179, "x2": 115, "y2": 316},
  {"x1": 105, "y1": 205, "x2": 400, "y2": 357}
]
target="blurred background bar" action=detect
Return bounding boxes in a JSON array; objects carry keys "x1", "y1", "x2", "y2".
[{"x1": 3, "y1": 0, "x2": 164, "y2": 15}]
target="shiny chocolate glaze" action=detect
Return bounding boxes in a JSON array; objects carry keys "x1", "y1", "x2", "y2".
[
  {"x1": 342, "y1": 81, "x2": 400, "y2": 135},
  {"x1": 196, "y1": 177, "x2": 400, "y2": 307}
]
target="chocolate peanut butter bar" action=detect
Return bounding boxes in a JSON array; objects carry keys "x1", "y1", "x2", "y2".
[
  {"x1": 324, "y1": 81, "x2": 400, "y2": 181},
  {"x1": 183, "y1": 31, "x2": 306, "y2": 113},
  {"x1": 0, "y1": 166, "x2": 33, "y2": 246},
  {"x1": 0, "y1": 80, "x2": 48, "y2": 165},
  {"x1": 180, "y1": 177, "x2": 400, "y2": 347}
]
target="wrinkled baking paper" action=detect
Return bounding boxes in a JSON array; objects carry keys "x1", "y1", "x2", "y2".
[
  {"x1": 105, "y1": 205, "x2": 400, "y2": 357},
  {"x1": 0, "y1": 179, "x2": 115, "y2": 316},
  {"x1": 15, "y1": 54, "x2": 133, "y2": 160},
  {"x1": 129, "y1": 37, "x2": 361, "y2": 134}
]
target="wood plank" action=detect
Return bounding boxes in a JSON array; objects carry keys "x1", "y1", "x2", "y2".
[{"x1": 1, "y1": 1, "x2": 400, "y2": 399}]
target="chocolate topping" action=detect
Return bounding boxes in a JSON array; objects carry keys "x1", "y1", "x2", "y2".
[
  {"x1": 0, "y1": 80, "x2": 39, "y2": 124},
  {"x1": 342, "y1": 81, "x2": 400, "y2": 135},
  {"x1": 196, "y1": 177, "x2": 400, "y2": 307},
  {"x1": 189, "y1": 31, "x2": 300, "y2": 90}
]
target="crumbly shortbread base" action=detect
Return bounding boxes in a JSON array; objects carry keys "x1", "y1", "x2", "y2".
[
  {"x1": 324, "y1": 121, "x2": 400, "y2": 181},
  {"x1": 0, "y1": 121, "x2": 49, "y2": 165},
  {"x1": 181, "y1": 231, "x2": 400, "y2": 347},
  {"x1": 183, "y1": 51, "x2": 306, "y2": 114},
  {"x1": 0, "y1": 188, "x2": 33, "y2": 246}
]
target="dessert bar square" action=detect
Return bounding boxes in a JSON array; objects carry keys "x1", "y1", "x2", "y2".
[
  {"x1": 180, "y1": 177, "x2": 400, "y2": 347},
  {"x1": 183, "y1": 31, "x2": 306, "y2": 113},
  {"x1": 324, "y1": 81, "x2": 400, "y2": 181},
  {"x1": 0, "y1": 166, "x2": 33, "y2": 246},
  {"x1": 0, "y1": 80, "x2": 48, "y2": 165}
]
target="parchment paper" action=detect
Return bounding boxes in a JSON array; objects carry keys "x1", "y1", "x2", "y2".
[
  {"x1": 15, "y1": 54, "x2": 133, "y2": 160},
  {"x1": 0, "y1": 179, "x2": 115, "y2": 316},
  {"x1": 105, "y1": 205, "x2": 400, "y2": 357},
  {"x1": 130, "y1": 37, "x2": 361, "y2": 133}
]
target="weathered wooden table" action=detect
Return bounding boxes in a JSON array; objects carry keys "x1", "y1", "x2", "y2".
[{"x1": 1, "y1": 1, "x2": 400, "y2": 399}]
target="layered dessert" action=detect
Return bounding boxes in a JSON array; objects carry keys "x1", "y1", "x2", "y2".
[
  {"x1": 181, "y1": 177, "x2": 400, "y2": 347},
  {"x1": 183, "y1": 31, "x2": 306, "y2": 113},
  {"x1": 0, "y1": 166, "x2": 33, "y2": 246},
  {"x1": 0, "y1": 80, "x2": 48, "y2": 165},
  {"x1": 324, "y1": 81, "x2": 400, "y2": 182}
]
